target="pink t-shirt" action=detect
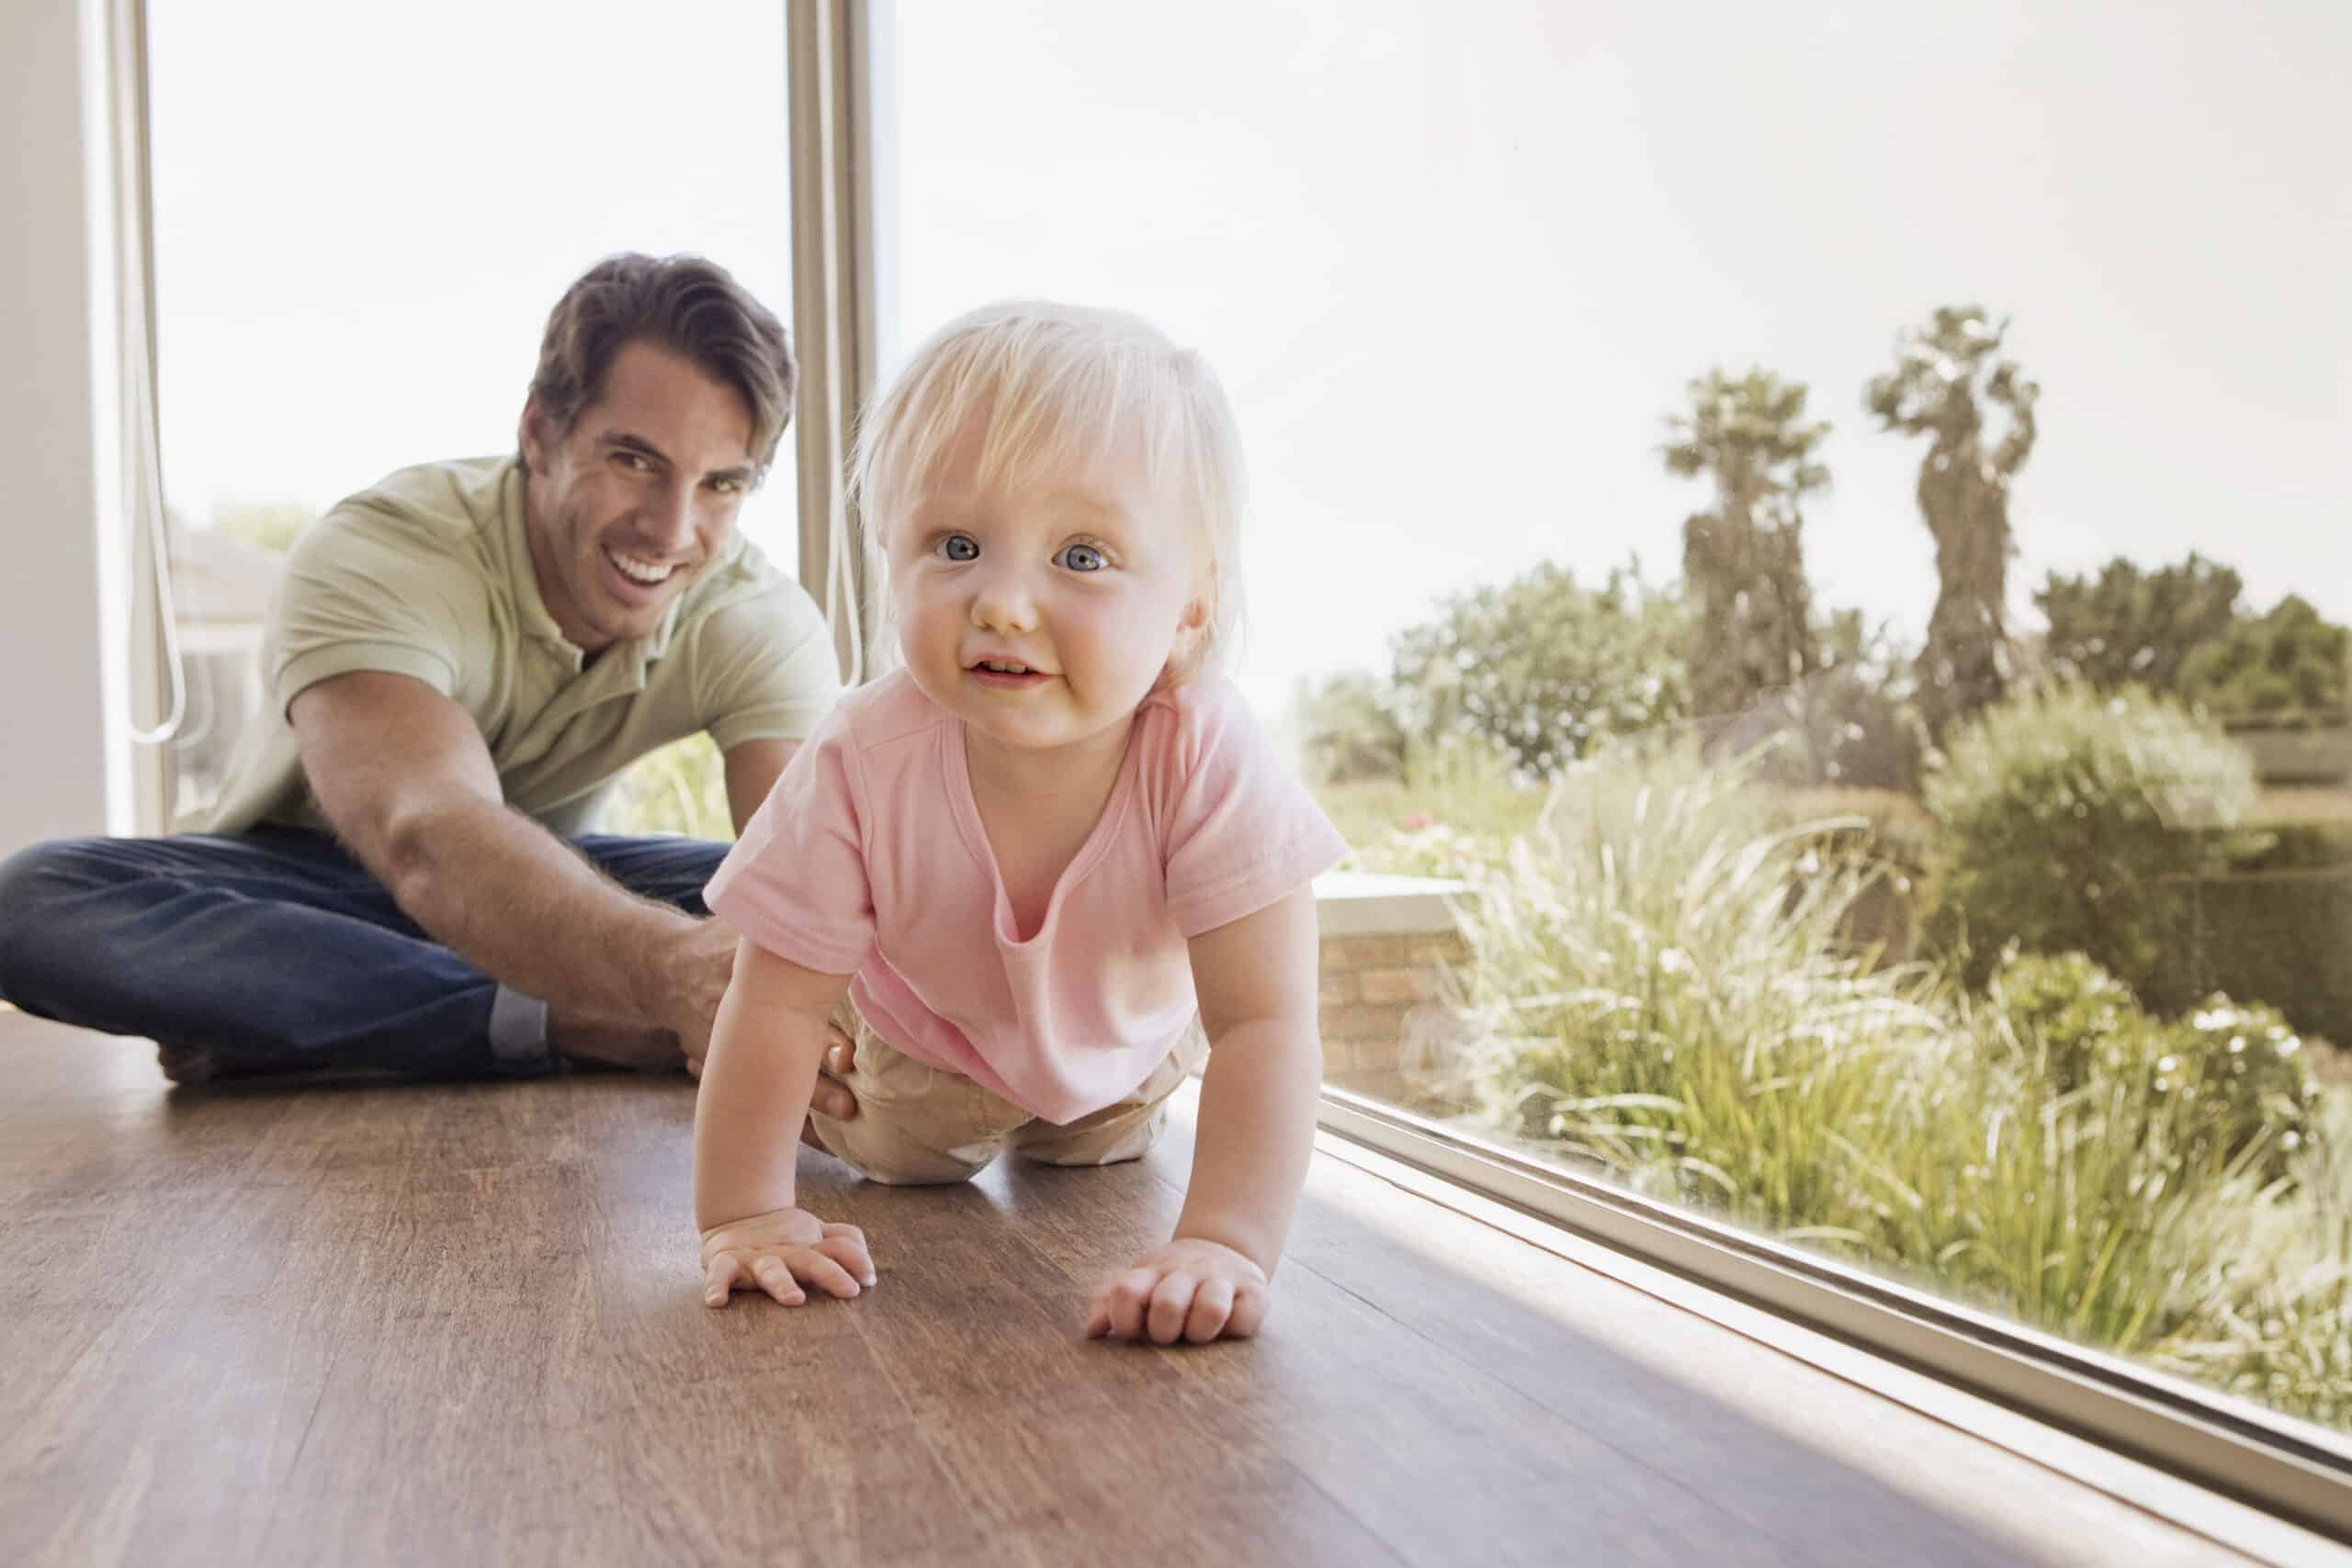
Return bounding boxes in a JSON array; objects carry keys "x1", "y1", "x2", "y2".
[{"x1": 705, "y1": 670, "x2": 1347, "y2": 1124}]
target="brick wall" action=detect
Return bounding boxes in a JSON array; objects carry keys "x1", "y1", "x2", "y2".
[{"x1": 1318, "y1": 927, "x2": 1469, "y2": 1089}]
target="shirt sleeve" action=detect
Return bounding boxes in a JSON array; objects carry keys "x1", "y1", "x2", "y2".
[
  {"x1": 704, "y1": 705, "x2": 876, "y2": 975},
  {"x1": 1159, "y1": 682, "x2": 1351, "y2": 938},
  {"x1": 690, "y1": 573, "x2": 844, "y2": 752},
  {"x1": 270, "y1": 504, "x2": 470, "y2": 715}
]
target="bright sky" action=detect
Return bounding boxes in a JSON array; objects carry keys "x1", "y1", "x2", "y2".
[{"x1": 153, "y1": 0, "x2": 2352, "y2": 719}]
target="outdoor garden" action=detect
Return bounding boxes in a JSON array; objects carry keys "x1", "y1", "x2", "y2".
[{"x1": 1296, "y1": 306, "x2": 2352, "y2": 1431}]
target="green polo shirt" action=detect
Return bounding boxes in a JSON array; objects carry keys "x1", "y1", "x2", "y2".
[{"x1": 206, "y1": 456, "x2": 841, "y2": 838}]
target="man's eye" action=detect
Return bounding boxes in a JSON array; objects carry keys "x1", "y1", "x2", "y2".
[
  {"x1": 1057, "y1": 543, "x2": 1106, "y2": 572},
  {"x1": 936, "y1": 534, "x2": 980, "y2": 562}
]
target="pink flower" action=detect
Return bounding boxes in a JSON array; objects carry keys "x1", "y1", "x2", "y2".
[{"x1": 1402, "y1": 811, "x2": 1436, "y2": 831}]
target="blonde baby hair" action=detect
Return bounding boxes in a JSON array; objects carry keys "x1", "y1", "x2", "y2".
[{"x1": 849, "y1": 299, "x2": 1248, "y2": 682}]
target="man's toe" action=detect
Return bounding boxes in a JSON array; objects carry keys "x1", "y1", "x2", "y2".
[{"x1": 156, "y1": 1044, "x2": 217, "y2": 1085}]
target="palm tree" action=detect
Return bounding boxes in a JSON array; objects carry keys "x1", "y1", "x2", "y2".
[
  {"x1": 1662, "y1": 367, "x2": 1831, "y2": 729},
  {"x1": 1866, "y1": 306, "x2": 2040, "y2": 739}
]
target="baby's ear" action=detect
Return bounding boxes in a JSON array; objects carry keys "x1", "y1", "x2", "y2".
[{"x1": 1154, "y1": 613, "x2": 1207, "y2": 694}]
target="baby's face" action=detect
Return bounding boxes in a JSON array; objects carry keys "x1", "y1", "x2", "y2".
[{"x1": 884, "y1": 426, "x2": 1206, "y2": 767}]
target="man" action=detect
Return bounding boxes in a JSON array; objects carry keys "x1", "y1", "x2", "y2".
[{"x1": 0, "y1": 253, "x2": 857, "y2": 1114}]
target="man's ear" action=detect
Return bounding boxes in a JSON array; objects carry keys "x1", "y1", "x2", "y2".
[{"x1": 518, "y1": 397, "x2": 551, "y2": 475}]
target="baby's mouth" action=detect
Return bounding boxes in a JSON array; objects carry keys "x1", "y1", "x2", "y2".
[{"x1": 967, "y1": 658, "x2": 1052, "y2": 687}]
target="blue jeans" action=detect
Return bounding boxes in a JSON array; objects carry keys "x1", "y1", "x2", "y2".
[{"x1": 0, "y1": 827, "x2": 729, "y2": 1078}]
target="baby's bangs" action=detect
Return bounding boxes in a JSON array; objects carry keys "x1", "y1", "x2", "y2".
[
  {"x1": 862, "y1": 305, "x2": 1208, "y2": 515},
  {"x1": 965, "y1": 329, "x2": 1195, "y2": 502}
]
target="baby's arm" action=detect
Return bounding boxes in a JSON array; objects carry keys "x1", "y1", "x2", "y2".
[
  {"x1": 1085, "y1": 886, "x2": 1323, "y2": 1345},
  {"x1": 694, "y1": 937, "x2": 876, "y2": 1307}
]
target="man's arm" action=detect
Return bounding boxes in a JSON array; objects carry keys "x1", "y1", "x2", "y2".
[
  {"x1": 291, "y1": 670, "x2": 719, "y2": 1055},
  {"x1": 722, "y1": 737, "x2": 798, "y2": 838}
]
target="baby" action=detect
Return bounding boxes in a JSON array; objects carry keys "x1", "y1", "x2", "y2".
[{"x1": 692, "y1": 300, "x2": 1344, "y2": 1345}]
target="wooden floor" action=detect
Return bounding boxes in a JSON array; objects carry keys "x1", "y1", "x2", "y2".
[{"x1": 0, "y1": 1010, "x2": 2289, "y2": 1567}]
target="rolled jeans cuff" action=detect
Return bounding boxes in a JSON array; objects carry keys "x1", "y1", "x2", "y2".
[{"x1": 487, "y1": 985, "x2": 550, "y2": 1066}]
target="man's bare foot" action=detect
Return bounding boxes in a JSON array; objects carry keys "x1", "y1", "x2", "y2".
[
  {"x1": 547, "y1": 1005, "x2": 685, "y2": 1073},
  {"x1": 156, "y1": 1045, "x2": 311, "y2": 1085},
  {"x1": 547, "y1": 1011, "x2": 860, "y2": 1127},
  {"x1": 157, "y1": 1044, "x2": 216, "y2": 1084}
]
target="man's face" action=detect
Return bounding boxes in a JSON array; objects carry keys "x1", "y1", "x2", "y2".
[{"x1": 518, "y1": 339, "x2": 760, "y2": 654}]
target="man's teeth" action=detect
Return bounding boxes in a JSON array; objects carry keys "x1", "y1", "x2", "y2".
[{"x1": 606, "y1": 548, "x2": 676, "y2": 585}]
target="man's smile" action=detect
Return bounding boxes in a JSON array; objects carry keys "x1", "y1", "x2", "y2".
[{"x1": 604, "y1": 545, "x2": 682, "y2": 590}]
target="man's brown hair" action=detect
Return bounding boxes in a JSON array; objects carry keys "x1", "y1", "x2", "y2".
[{"x1": 526, "y1": 253, "x2": 796, "y2": 470}]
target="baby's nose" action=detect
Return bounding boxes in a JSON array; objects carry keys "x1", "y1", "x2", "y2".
[{"x1": 969, "y1": 570, "x2": 1038, "y2": 631}]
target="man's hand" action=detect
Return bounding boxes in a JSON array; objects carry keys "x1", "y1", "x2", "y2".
[
  {"x1": 554, "y1": 922, "x2": 861, "y2": 1118},
  {"x1": 701, "y1": 1207, "x2": 876, "y2": 1307},
  {"x1": 662, "y1": 917, "x2": 741, "y2": 1075},
  {"x1": 1084, "y1": 1237, "x2": 1270, "y2": 1345},
  {"x1": 660, "y1": 921, "x2": 859, "y2": 1122}
]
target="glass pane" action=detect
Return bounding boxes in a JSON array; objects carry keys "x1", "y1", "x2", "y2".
[
  {"x1": 891, "y1": 1, "x2": 2352, "y2": 1433},
  {"x1": 147, "y1": 0, "x2": 793, "y2": 831}
]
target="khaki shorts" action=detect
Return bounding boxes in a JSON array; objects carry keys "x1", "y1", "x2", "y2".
[{"x1": 807, "y1": 998, "x2": 1210, "y2": 1186}]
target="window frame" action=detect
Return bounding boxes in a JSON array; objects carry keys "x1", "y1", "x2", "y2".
[{"x1": 1323, "y1": 1089, "x2": 2352, "y2": 1548}]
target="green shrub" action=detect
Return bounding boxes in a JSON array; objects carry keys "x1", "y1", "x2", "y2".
[
  {"x1": 1437, "y1": 743, "x2": 2350, "y2": 1426},
  {"x1": 1983, "y1": 952, "x2": 2320, "y2": 1184},
  {"x1": 598, "y1": 734, "x2": 734, "y2": 840},
  {"x1": 1920, "y1": 684, "x2": 2259, "y2": 1013},
  {"x1": 1450, "y1": 740, "x2": 1945, "y2": 1220},
  {"x1": 1390, "y1": 561, "x2": 1691, "y2": 775},
  {"x1": 2156, "y1": 995, "x2": 2323, "y2": 1179},
  {"x1": 2181, "y1": 592, "x2": 2348, "y2": 718},
  {"x1": 1980, "y1": 951, "x2": 2154, "y2": 1096},
  {"x1": 1872, "y1": 1026, "x2": 2324, "y2": 1359}
]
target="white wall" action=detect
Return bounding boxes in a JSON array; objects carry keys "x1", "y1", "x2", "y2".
[{"x1": 1, "y1": 0, "x2": 130, "y2": 862}]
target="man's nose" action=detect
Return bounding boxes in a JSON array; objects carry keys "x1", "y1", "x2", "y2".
[{"x1": 643, "y1": 479, "x2": 697, "y2": 552}]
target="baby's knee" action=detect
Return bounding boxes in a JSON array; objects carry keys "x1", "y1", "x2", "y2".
[
  {"x1": 1012, "y1": 1105, "x2": 1170, "y2": 1169},
  {"x1": 809, "y1": 1112, "x2": 996, "y2": 1186},
  {"x1": 852, "y1": 1156, "x2": 989, "y2": 1188}
]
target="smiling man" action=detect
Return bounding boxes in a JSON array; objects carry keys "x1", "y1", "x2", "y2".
[{"x1": 0, "y1": 254, "x2": 862, "y2": 1107}]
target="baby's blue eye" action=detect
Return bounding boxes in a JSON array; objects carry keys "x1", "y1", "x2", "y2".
[
  {"x1": 1057, "y1": 543, "x2": 1106, "y2": 573},
  {"x1": 937, "y1": 534, "x2": 979, "y2": 562}
]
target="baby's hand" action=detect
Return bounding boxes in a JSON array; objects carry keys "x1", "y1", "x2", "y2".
[
  {"x1": 1084, "y1": 1237, "x2": 1269, "y2": 1345},
  {"x1": 700, "y1": 1207, "x2": 876, "y2": 1308}
]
